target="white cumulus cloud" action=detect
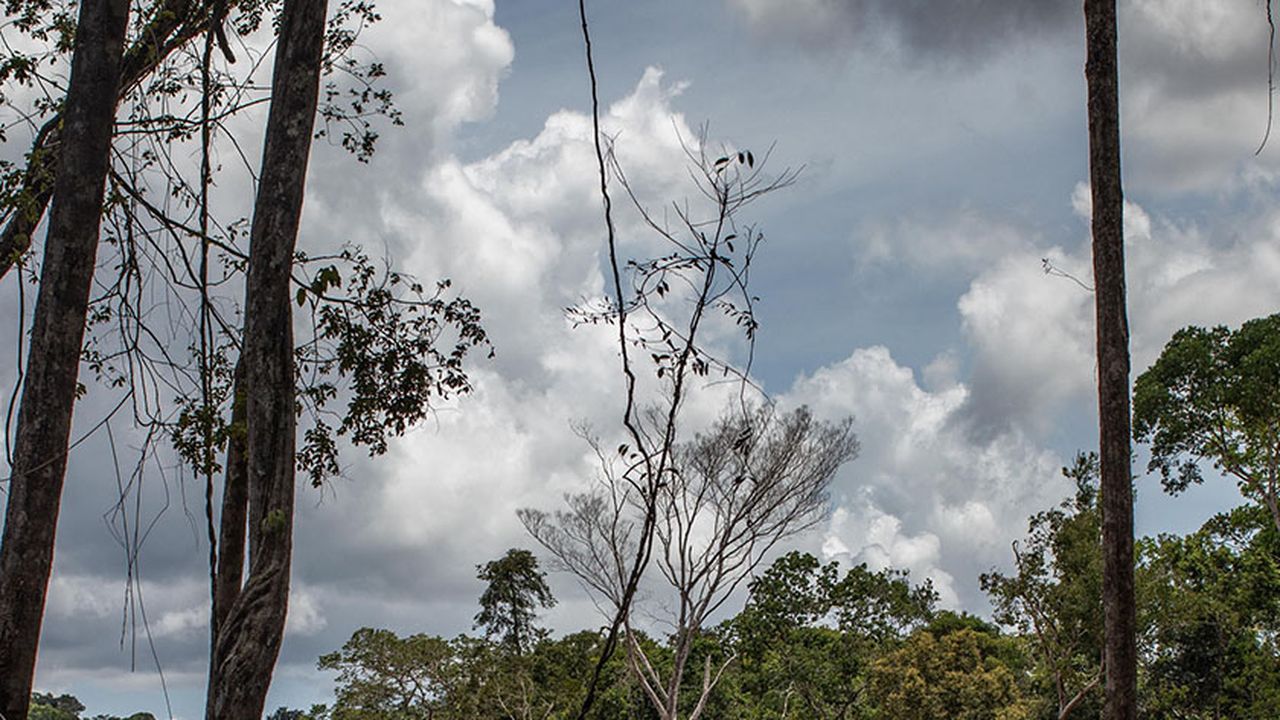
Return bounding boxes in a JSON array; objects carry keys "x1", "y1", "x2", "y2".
[{"x1": 780, "y1": 346, "x2": 1063, "y2": 609}]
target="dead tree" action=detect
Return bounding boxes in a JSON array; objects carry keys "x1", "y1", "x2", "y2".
[
  {"x1": 522, "y1": 406, "x2": 857, "y2": 720},
  {"x1": 569, "y1": 12, "x2": 798, "y2": 702}
]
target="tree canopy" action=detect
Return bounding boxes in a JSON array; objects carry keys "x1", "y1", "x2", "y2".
[
  {"x1": 1134, "y1": 313, "x2": 1280, "y2": 532},
  {"x1": 475, "y1": 548, "x2": 556, "y2": 655}
]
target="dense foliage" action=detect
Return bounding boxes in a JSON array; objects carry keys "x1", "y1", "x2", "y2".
[
  {"x1": 28, "y1": 691, "x2": 154, "y2": 720},
  {"x1": 242, "y1": 482, "x2": 1279, "y2": 720},
  {"x1": 34, "y1": 481, "x2": 1280, "y2": 719},
  {"x1": 474, "y1": 548, "x2": 556, "y2": 655},
  {"x1": 1134, "y1": 313, "x2": 1280, "y2": 533}
]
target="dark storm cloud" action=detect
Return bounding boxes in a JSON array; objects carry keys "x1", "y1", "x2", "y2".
[
  {"x1": 861, "y1": 0, "x2": 1078, "y2": 60},
  {"x1": 731, "y1": 0, "x2": 1078, "y2": 64}
]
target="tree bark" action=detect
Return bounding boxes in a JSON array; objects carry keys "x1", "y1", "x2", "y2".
[
  {"x1": 205, "y1": 358, "x2": 247, "y2": 714},
  {"x1": 204, "y1": 0, "x2": 327, "y2": 716},
  {"x1": 213, "y1": 360, "x2": 248, "y2": 637},
  {"x1": 1083, "y1": 2, "x2": 1137, "y2": 719},
  {"x1": 0, "y1": 0, "x2": 131, "y2": 716}
]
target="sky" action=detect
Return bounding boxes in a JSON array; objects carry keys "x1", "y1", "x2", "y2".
[{"x1": 4, "y1": 0, "x2": 1280, "y2": 716}]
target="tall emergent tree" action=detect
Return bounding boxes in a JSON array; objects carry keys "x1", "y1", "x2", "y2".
[
  {"x1": 0, "y1": 0, "x2": 131, "y2": 716},
  {"x1": 1133, "y1": 313, "x2": 1280, "y2": 534},
  {"x1": 1083, "y1": 1, "x2": 1137, "y2": 717},
  {"x1": 204, "y1": 0, "x2": 328, "y2": 715},
  {"x1": 1, "y1": 0, "x2": 484, "y2": 711},
  {"x1": 475, "y1": 548, "x2": 557, "y2": 656}
]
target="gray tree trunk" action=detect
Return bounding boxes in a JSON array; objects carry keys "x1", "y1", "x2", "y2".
[
  {"x1": 1083, "y1": 2, "x2": 1137, "y2": 719},
  {"x1": 0, "y1": 0, "x2": 131, "y2": 716},
  {"x1": 204, "y1": 0, "x2": 328, "y2": 716},
  {"x1": 213, "y1": 361, "x2": 248, "y2": 637},
  {"x1": 205, "y1": 361, "x2": 247, "y2": 712}
]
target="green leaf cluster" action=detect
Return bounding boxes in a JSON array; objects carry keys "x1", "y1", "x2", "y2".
[
  {"x1": 1134, "y1": 314, "x2": 1280, "y2": 511},
  {"x1": 28, "y1": 691, "x2": 155, "y2": 720},
  {"x1": 474, "y1": 548, "x2": 556, "y2": 655},
  {"x1": 1137, "y1": 505, "x2": 1280, "y2": 718}
]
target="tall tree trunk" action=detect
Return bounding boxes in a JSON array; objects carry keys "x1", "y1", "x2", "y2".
[
  {"x1": 0, "y1": 0, "x2": 131, "y2": 716},
  {"x1": 205, "y1": 0, "x2": 327, "y2": 716},
  {"x1": 1083, "y1": 2, "x2": 1137, "y2": 719}
]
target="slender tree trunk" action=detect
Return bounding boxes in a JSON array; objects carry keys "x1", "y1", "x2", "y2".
[
  {"x1": 1083, "y1": 2, "x2": 1137, "y2": 719},
  {"x1": 205, "y1": 360, "x2": 247, "y2": 710},
  {"x1": 205, "y1": 0, "x2": 327, "y2": 716},
  {"x1": 213, "y1": 361, "x2": 248, "y2": 636},
  {"x1": 0, "y1": 0, "x2": 131, "y2": 716}
]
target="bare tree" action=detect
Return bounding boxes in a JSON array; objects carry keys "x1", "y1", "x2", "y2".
[
  {"x1": 568, "y1": 10, "x2": 798, "y2": 701},
  {"x1": 1083, "y1": 1, "x2": 1137, "y2": 718},
  {"x1": 0, "y1": 0, "x2": 131, "y2": 716},
  {"x1": 522, "y1": 405, "x2": 857, "y2": 720}
]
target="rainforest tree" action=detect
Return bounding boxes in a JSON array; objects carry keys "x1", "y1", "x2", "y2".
[
  {"x1": 1134, "y1": 314, "x2": 1280, "y2": 534},
  {"x1": 0, "y1": 0, "x2": 130, "y2": 715}
]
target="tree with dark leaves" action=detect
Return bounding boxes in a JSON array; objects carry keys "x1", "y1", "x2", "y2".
[
  {"x1": 475, "y1": 548, "x2": 557, "y2": 656},
  {"x1": 1134, "y1": 313, "x2": 1280, "y2": 534}
]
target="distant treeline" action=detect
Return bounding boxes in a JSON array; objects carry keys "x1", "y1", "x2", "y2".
[{"x1": 262, "y1": 460, "x2": 1280, "y2": 720}]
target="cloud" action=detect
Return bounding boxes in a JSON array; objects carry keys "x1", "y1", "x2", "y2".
[
  {"x1": 856, "y1": 209, "x2": 1039, "y2": 276},
  {"x1": 23, "y1": 51, "x2": 754, "y2": 713},
  {"x1": 285, "y1": 586, "x2": 328, "y2": 637},
  {"x1": 954, "y1": 182, "x2": 1280, "y2": 439},
  {"x1": 727, "y1": 0, "x2": 1078, "y2": 64},
  {"x1": 301, "y1": 0, "x2": 516, "y2": 239},
  {"x1": 823, "y1": 505, "x2": 957, "y2": 606},
  {"x1": 1118, "y1": 0, "x2": 1276, "y2": 193},
  {"x1": 13, "y1": 1, "x2": 1278, "y2": 713},
  {"x1": 726, "y1": 0, "x2": 1277, "y2": 195},
  {"x1": 15, "y1": 0, "x2": 518, "y2": 708},
  {"x1": 283, "y1": 61, "x2": 744, "y2": 657},
  {"x1": 781, "y1": 346, "x2": 1064, "y2": 610},
  {"x1": 38, "y1": 573, "x2": 210, "y2": 684},
  {"x1": 780, "y1": 173, "x2": 1280, "y2": 607},
  {"x1": 957, "y1": 243, "x2": 1095, "y2": 437}
]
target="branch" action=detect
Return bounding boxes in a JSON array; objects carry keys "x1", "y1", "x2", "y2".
[
  {"x1": 687, "y1": 651, "x2": 736, "y2": 720},
  {"x1": 1059, "y1": 670, "x2": 1102, "y2": 720}
]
